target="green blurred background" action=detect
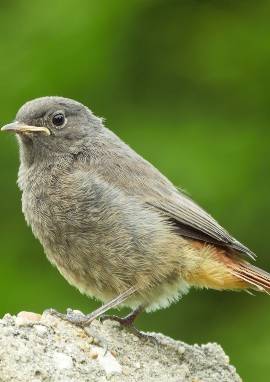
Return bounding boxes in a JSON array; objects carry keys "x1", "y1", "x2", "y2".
[{"x1": 0, "y1": 0, "x2": 269, "y2": 380}]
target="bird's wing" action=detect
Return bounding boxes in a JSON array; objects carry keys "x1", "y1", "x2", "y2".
[{"x1": 146, "y1": 192, "x2": 255, "y2": 259}]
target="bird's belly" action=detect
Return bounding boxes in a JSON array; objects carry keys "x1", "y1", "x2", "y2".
[
  {"x1": 21, "y1": 181, "x2": 193, "y2": 311},
  {"x1": 50, "y1": 250, "x2": 191, "y2": 311},
  {"x1": 53, "y1": 259, "x2": 115, "y2": 303}
]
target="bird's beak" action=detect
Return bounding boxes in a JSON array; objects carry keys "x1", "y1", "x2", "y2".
[{"x1": 1, "y1": 122, "x2": 51, "y2": 136}]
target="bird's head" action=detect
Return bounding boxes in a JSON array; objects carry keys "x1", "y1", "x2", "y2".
[{"x1": 1, "y1": 96, "x2": 102, "y2": 161}]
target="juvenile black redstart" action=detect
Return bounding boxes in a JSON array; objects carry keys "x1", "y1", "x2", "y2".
[{"x1": 2, "y1": 96, "x2": 269, "y2": 335}]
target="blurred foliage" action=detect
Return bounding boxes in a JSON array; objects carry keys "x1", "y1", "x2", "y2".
[{"x1": 0, "y1": 1, "x2": 269, "y2": 380}]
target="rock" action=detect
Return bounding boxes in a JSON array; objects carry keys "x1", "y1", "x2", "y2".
[
  {"x1": 15, "y1": 311, "x2": 42, "y2": 327},
  {"x1": 92, "y1": 344, "x2": 122, "y2": 375},
  {"x1": 34, "y1": 324, "x2": 48, "y2": 337},
  {"x1": 53, "y1": 352, "x2": 73, "y2": 370},
  {"x1": 0, "y1": 309, "x2": 242, "y2": 382}
]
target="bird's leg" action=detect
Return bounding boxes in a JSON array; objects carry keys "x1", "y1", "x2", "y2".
[
  {"x1": 100, "y1": 305, "x2": 143, "y2": 326},
  {"x1": 45, "y1": 287, "x2": 157, "y2": 343},
  {"x1": 44, "y1": 287, "x2": 137, "y2": 351},
  {"x1": 100, "y1": 306, "x2": 158, "y2": 344},
  {"x1": 45, "y1": 286, "x2": 137, "y2": 327}
]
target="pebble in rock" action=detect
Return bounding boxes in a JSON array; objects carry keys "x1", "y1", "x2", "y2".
[
  {"x1": 53, "y1": 352, "x2": 73, "y2": 370},
  {"x1": 15, "y1": 312, "x2": 42, "y2": 327}
]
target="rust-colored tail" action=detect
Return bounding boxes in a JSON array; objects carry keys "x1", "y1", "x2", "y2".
[
  {"x1": 228, "y1": 261, "x2": 270, "y2": 294},
  {"x1": 185, "y1": 239, "x2": 270, "y2": 293}
]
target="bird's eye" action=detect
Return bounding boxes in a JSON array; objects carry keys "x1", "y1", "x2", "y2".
[{"x1": 52, "y1": 112, "x2": 65, "y2": 127}]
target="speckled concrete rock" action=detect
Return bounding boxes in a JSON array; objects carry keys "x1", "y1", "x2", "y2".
[{"x1": 0, "y1": 310, "x2": 242, "y2": 382}]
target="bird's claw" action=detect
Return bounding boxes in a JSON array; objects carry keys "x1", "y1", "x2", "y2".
[
  {"x1": 44, "y1": 308, "x2": 108, "y2": 352},
  {"x1": 100, "y1": 313, "x2": 159, "y2": 345},
  {"x1": 44, "y1": 308, "x2": 92, "y2": 327}
]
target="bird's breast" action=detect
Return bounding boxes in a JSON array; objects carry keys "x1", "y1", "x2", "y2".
[{"x1": 21, "y1": 166, "x2": 75, "y2": 249}]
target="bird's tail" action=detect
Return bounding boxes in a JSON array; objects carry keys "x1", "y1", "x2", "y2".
[
  {"x1": 227, "y1": 261, "x2": 270, "y2": 294},
  {"x1": 185, "y1": 240, "x2": 270, "y2": 293}
]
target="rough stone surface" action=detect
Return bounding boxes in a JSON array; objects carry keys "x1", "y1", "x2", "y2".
[{"x1": 0, "y1": 310, "x2": 242, "y2": 382}]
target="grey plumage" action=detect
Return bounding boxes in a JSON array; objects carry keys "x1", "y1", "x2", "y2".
[{"x1": 2, "y1": 96, "x2": 264, "y2": 317}]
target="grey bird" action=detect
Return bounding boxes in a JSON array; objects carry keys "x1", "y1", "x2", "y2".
[{"x1": 2, "y1": 96, "x2": 270, "y2": 336}]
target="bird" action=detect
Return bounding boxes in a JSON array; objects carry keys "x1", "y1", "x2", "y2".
[{"x1": 2, "y1": 96, "x2": 270, "y2": 337}]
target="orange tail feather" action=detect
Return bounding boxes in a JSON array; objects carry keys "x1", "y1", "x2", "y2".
[
  {"x1": 228, "y1": 261, "x2": 270, "y2": 294},
  {"x1": 186, "y1": 239, "x2": 270, "y2": 293}
]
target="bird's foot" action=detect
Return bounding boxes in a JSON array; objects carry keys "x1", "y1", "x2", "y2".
[
  {"x1": 100, "y1": 313, "x2": 135, "y2": 327},
  {"x1": 100, "y1": 313, "x2": 158, "y2": 345},
  {"x1": 44, "y1": 308, "x2": 108, "y2": 351},
  {"x1": 44, "y1": 308, "x2": 93, "y2": 327}
]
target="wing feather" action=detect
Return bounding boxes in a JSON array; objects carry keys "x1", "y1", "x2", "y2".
[{"x1": 147, "y1": 193, "x2": 255, "y2": 259}]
